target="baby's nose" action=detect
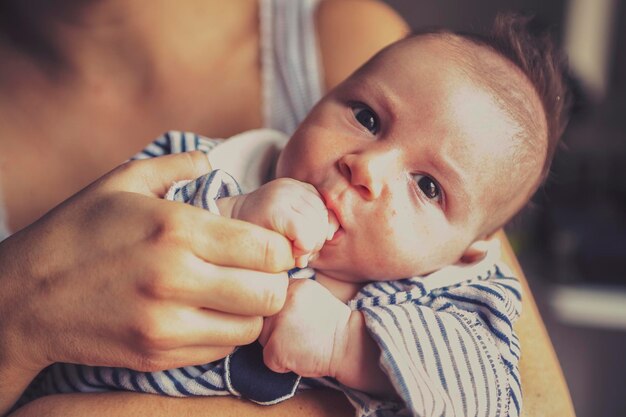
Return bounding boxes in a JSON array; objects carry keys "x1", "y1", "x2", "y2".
[{"x1": 337, "y1": 152, "x2": 392, "y2": 200}]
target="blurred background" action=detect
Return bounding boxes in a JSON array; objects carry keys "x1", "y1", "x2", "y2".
[{"x1": 382, "y1": 1, "x2": 626, "y2": 416}]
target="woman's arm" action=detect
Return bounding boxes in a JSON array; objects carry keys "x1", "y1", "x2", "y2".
[
  {"x1": 316, "y1": 0, "x2": 410, "y2": 91},
  {"x1": 8, "y1": 390, "x2": 354, "y2": 417},
  {"x1": 497, "y1": 230, "x2": 576, "y2": 417}
]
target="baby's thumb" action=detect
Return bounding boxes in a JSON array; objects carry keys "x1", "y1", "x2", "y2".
[{"x1": 326, "y1": 210, "x2": 340, "y2": 241}]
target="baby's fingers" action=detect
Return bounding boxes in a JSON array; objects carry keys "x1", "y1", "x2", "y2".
[
  {"x1": 326, "y1": 210, "x2": 340, "y2": 241},
  {"x1": 294, "y1": 210, "x2": 340, "y2": 267},
  {"x1": 286, "y1": 215, "x2": 329, "y2": 264},
  {"x1": 275, "y1": 205, "x2": 327, "y2": 256}
]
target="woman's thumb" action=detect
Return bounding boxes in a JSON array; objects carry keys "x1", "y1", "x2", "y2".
[{"x1": 103, "y1": 151, "x2": 212, "y2": 197}]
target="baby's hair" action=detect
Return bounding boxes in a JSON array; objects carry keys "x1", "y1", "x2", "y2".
[
  {"x1": 468, "y1": 13, "x2": 571, "y2": 182},
  {"x1": 412, "y1": 13, "x2": 572, "y2": 183}
]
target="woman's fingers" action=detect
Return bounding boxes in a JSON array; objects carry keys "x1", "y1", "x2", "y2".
[
  {"x1": 118, "y1": 307, "x2": 266, "y2": 371},
  {"x1": 147, "y1": 307, "x2": 264, "y2": 349},
  {"x1": 185, "y1": 208, "x2": 295, "y2": 272},
  {"x1": 143, "y1": 254, "x2": 289, "y2": 316},
  {"x1": 155, "y1": 345, "x2": 236, "y2": 370},
  {"x1": 187, "y1": 265, "x2": 288, "y2": 316},
  {"x1": 127, "y1": 307, "x2": 263, "y2": 354}
]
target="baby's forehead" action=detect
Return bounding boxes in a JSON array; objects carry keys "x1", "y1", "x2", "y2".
[
  {"x1": 397, "y1": 34, "x2": 546, "y2": 138},
  {"x1": 396, "y1": 35, "x2": 546, "y2": 173}
]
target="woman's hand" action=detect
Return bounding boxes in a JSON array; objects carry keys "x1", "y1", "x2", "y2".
[{"x1": 0, "y1": 152, "x2": 293, "y2": 414}]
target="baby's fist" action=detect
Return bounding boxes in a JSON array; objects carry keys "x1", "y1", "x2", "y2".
[
  {"x1": 232, "y1": 179, "x2": 338, "y2": 267},
  {"x1": 258, "y1": 279, "x2": 351, "y2": 378}
]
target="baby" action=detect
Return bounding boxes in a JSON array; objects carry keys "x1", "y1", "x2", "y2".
[{"x1": 37, "y1": 14, "x2": 569, "y2": 417}]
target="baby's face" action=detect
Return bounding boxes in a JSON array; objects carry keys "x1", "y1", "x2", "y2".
[{"x1": 276, "y1": 38, "x2": 541, "y2": 282}]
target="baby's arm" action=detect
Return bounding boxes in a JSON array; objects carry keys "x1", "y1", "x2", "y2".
[
  {"x1": 334, "y1": 309, "x2": 398, "y2": 397},
  {"x1": 216, "y1": 178, "x2": 337, "y2": 267},
  {"x1": 258, "y1": 278, "x2": 397, "y2": 399},
  {"x1": 355, "y1": 273, "x2": 524, "y2": 417}
]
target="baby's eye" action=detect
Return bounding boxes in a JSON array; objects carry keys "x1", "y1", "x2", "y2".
[
  {"x1": 351, "y1": 104, "x2": 379, "y2": 134},
  {"x1": 412, "y1": 174, "x2": 442, "y2": 202}
]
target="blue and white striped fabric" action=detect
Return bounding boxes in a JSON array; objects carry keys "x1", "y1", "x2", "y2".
[{"x1": 36, "y1": 131, "x2": 523, "y2": 417}]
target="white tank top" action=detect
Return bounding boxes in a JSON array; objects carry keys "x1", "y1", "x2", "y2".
[
  {"x1": 0, "y1": 0, "x2": 323, "y2": 241},
  {"x1": 261, "y1": 0, "x2": 323, "y2": 135}
]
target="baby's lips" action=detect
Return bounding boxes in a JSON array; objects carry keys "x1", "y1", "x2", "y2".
[{"x1": 326, "y1": 210, "x2": 340, "y2": 241}]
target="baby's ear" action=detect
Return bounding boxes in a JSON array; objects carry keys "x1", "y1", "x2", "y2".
[{"x1": 459, "y1": 239, "x2": 492, "y2": 264}]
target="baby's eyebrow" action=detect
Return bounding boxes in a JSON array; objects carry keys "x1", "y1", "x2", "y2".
[
  {"x1": 370, "y1": 83, "x2": 400, "y2": 121},
  {"x1": 430, "y1": 153, "x2": 469, "y2": 216},
  {"x1": 348, "y1": 76, "x2": 400, "y2": 123}
]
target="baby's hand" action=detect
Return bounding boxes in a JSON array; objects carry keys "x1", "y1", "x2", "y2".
[
  {"x1": 258, "y1": 279, "x2": 351, "y2": 378},
  {"x1": 229, "y1": 178, "x2": 338, "y2": 267}
]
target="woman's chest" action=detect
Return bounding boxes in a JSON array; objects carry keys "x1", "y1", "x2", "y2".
[{"x1": 0, "y1": 80, "x2": 264, "y2": 232}]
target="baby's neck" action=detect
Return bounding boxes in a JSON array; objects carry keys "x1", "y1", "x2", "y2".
[{"x1": 314, "y1": 271, "x2": 364, "y2": 303}]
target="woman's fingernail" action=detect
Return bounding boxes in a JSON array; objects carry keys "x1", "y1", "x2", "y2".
[{"x1": 296, "y1": 255, "x2": 309, "y2": 268}]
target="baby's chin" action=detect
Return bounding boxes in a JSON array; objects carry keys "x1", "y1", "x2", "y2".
[
  {"x1": 310, "y1": 242, "x2": 438, "y2": 281},
  {"x1": 310, "y1": 255, "x2": 436, "y2": 282},
  {"x1": 308, "y1": 258, "x2": 369, "y2": 284}
]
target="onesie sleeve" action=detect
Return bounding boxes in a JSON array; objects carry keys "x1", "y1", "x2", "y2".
[
  {"x1": 132, "y1": 130, "x2": 223, "y2": 160},
  {"x1": 132, "y1": 131, "x2": 244, "y2": 212},
  {"x1": 350, "y1": 266, "x2": 522, "y2": 417},
  {"x1": 164, "y1": 169, "x2": 242, "y2": 214}
]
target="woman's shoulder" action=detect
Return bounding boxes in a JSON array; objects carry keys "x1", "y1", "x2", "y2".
[{"x1": 315, "y1": 0, "x2": 410, "y2": 90}]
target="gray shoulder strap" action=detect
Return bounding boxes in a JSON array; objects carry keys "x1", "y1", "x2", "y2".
[{"x1": 260, "y1": 0, "x2": 323, "y2": 135}]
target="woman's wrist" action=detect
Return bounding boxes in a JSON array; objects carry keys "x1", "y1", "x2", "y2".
[
  {"x1": 0, "y1": 237, "x2": 51, "y2": 415},
  {"x1": 0, "y1": 354, "x2": 44, "y2": 416},
  {"x1": 1, "y1": 233, "x2": 53, "y2": 359}
]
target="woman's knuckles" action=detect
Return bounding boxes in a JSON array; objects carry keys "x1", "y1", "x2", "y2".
[
  {"x1": 133, "y1": 253, "x2": 194, "y2": 301},
  {"x1": 145, "y1": 208, "x2": 192, "y2": 249},
  {"x1": 136, "y1": 268, "x2": 181, "y2": 302},
  {"x1": 256, "y1": 230, "x2": 293, "y2": 273},
  {"x1": 127, "y1": 312, "x2": 180, "y2": 354}
]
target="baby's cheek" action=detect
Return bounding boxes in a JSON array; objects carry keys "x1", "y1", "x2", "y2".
[
  {"x1": 355, "y1": 223, "x2": 421, "y2": 278},
  {"x1": 369, "y1": 214, "x2": 434, "y2": 276}
]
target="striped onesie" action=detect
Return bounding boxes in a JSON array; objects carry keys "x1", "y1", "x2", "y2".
[{"x1": 35, "y1": 131, "x2": 523, "y2": 417}]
